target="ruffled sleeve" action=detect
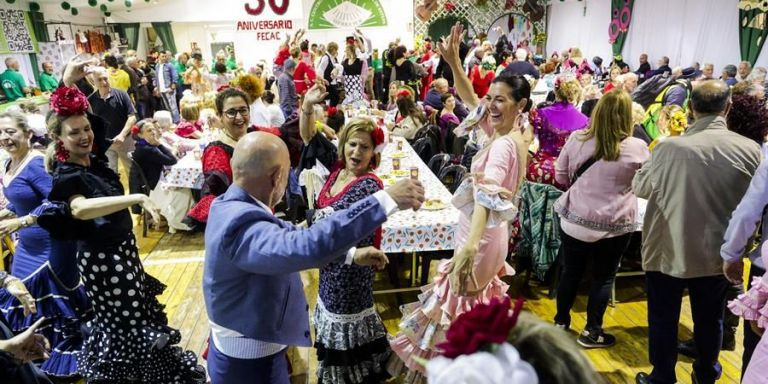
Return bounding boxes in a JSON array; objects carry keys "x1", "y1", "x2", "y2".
[
  {"x1": 48, "y1": 167, "x2": 91, "y2": 204},
  {"x1": 728, "y1": 275, "x2": 768, "y2": 324},
  {"x1": 36, "y1": 201, "x2": 92, "y2": 240}
]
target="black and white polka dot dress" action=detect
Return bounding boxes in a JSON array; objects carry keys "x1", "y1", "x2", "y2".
[{"x1": 41, "y1": 160, "x2": 206, "y2": 384}]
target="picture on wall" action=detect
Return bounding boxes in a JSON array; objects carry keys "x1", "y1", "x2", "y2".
[{"x1": 308, "y1": 0, "x2": 388, "y2": 29}]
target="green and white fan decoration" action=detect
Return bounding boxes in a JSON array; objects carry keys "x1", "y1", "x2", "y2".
[{"x1": 309, "y1": 0, "x2": 388, "y2": 29}]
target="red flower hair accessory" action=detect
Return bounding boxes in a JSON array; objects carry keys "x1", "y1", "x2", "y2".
[
  {"x1": 346, "y1": 37, "x2": 356, "y2": 46},
  {"x1": 436, "y1": 296, "x2": 524, "y2": 358},
  {"x1": 396, "y1": 89, "x2": 412, "y2": 100},
  {"x1": 130, "y1": 125, "x2": 141, "y2": 136},
  {"x1": 371, "y1": 126, "x2": 386, "y2": 154},
  {"x1": 50, "y1": 86, "x2": 89, "y2": 117},
  {"x1": 326, "y1": 106, "x2": 338, "y2": 117}
]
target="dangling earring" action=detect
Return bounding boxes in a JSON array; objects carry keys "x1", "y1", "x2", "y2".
[{"x1": 55, "y1": 140, "x2": 69, "y2": 162}]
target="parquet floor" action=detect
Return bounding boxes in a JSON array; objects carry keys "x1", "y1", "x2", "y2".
[{"x1": 137, "y1": 228, "x2": 747, "y2": 384}]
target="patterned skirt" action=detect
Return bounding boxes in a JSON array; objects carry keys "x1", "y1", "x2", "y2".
[
  {"x1": 0, "y1": 262, "x2": 91, "y2": 377},
  {"x1": 342, "y1": 75, "x2": 367, "y2": 108},
  {"x1": 75, "y1": 235, "x2": 206, "y2": 383},
  {"x1": 314, "y1": 297, "x2": 391, "y2": 384}
]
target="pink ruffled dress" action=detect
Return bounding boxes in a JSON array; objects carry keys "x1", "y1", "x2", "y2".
[
  {"x1": 729, "y1": 242, "x2": 768, "y2": 384},
  {"x1": 389, "y1": 136, "x2": 520, "y2": 383}
]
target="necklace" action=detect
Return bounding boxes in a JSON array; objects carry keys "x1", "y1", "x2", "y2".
[{"x1": 6, "y1": 152, "x2": 31, "y2": 177}]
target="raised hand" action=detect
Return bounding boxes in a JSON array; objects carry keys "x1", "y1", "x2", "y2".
[
  {"x1": 302, "y1": 80, "x2": 328, "y2": 109},
  {"x1": 63, "y1": 55, "x2": 100, "y2": 87},
  {"x1": 436, "y1": 22, "x2": 466, "y2": 68},
  {"x1": 384, "y1": 179, "x2": 426, "y2": 211}
]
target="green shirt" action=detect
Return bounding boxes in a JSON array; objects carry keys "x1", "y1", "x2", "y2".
[
  {"x1": 39, "y1": 72, "x2": 59, "y2": 92},
  {"x1": 372, "y1": 58, "x2": 383, "y2": 73},
  {"x1": 226, "y1": 57, "x2": 237, "y2": 71},
  {"x1": 175, "y1": 62, "x2": 187, "y2": 85},
  {"x1": 0, "y1": 69, "x2": 27, "y2": 102}
]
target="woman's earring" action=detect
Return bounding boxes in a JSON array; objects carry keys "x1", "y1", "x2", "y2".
[{"x1": 55, "y1": 140, "x2": 69, "y2": 162}]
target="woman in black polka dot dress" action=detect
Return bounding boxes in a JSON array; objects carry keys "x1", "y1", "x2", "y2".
[{"x1": 37, "y1": 85, "x2": 206, "y2": 383}]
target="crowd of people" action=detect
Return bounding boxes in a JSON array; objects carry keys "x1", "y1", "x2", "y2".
[{"x1": 0, "y1": 18, "x2": 767, "y2": 384}]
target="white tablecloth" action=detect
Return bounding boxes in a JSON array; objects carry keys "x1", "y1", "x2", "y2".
[
  {"x1": 158, "y1": 154, "x2": 203, "y2": 189},
  {"x1": 377, "y1": 138, "x2": 460, "y2": 253}
]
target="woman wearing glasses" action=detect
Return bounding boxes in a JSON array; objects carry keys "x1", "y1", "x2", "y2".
[{"x1": 186, "y1": 88, "x2": 250, "y2": 228}]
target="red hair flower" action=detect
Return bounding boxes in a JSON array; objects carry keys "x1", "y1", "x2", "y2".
[
  {"x1": 326, "y1": 106, "x2": 338, "y2": 117},
  {"x1": 436, "y1": 296, "x2": 524, "y2": 358},
  {"x1": 371, "y1": 126, "x2": 385, "y2": 147},
  {"x1": 50, "y1": 86, "x2": 89, "y2": 117},
  {"x1": 130, "y1": 125, "x2": 141, "y2": 136},
  {"x1": 396, "y1": 89, "x2": 412, "y2": 100},
  {"x1": 346, "y1": 37, "x2": 356, "y2": 46}
]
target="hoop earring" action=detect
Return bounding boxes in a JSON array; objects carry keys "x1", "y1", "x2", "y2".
[{"x1": 55, "y1": 140, "x2": 70, "y2": 162}]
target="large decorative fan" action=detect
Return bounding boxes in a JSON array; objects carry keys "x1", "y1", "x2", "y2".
[{"x1": 323, "y1": 1, "x2": 373, "y2": 28}]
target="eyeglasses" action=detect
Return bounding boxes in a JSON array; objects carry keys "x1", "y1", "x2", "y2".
[{"x1": 224, "y1": 108, "x2": 250, "y2": 119}]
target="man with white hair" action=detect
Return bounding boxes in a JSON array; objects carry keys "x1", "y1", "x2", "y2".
[
  {"x1": 621, "y1": 72, "x2": 639, "y2": 93},
  {"x1": 499, "y1": 48, "x2": 540, "y2": 79},
  {"x1": 736, "y1": 60, "x2": 752, "y2": 82},
  {"x1": 747, "y1": 66, "x2": 767, "y2": 87},
  {"x1": 1, "y1": 58, "x2": 31, "y2": 101},
  {"x1": 38, "y1": 62, "x2": 59, "y2": 92}
]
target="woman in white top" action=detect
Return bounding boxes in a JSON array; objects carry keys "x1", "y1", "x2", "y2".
[
  {"x1": 389, "y1": 88, "x2": 425, "y2": 140},
  {"x1": 262, "y1": 91, "x2": 286, "y2": 127}
]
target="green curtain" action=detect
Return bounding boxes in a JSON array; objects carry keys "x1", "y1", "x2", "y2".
[
  {"x1": 151, "y1": 22, "x2": 177, "y2": 54},
  {"x1": 29, "y1": 53, "x2": 40, "y2": 89},
  {"x1": 610, "y1": 0, "x2": 634, "y2": 56},
  {"x1": 120, "y1": 23, "x2": 141, "y2": 51},
  {"x1": 739, "y1": 7, "x2": 768, "y2": 66},
  {"x1": 27, "y1": 11, "x2": 49, "y2": 42}
]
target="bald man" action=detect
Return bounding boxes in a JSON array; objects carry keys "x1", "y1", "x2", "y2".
[
  {"x1": 633, "y1": 81, "x2": 761, "y2": 384},
  {"x1": 203, "y1": 132, "x2": 425, "y2": 383},
  {"x1": 1, "y1": 58, "x2": 30, "y2": 101}
]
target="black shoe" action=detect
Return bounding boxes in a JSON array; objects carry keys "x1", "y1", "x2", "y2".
[
  {"x1": 577, "y1": 329, "x2": 616, "y2": 348},
  {"x1": 635, "y1": 372, "x2": 653, "y2": 384},
  {"x1": 677, "y1": 338, "x2": 698, "y2": 359}
]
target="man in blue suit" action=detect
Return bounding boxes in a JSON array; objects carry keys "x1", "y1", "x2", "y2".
[
  {"x1": 154, "y1": 51, "x2": 180, "y2": 123},
  {"x1": 204, "y1": 132, "x2": 425, "y2": 383}
]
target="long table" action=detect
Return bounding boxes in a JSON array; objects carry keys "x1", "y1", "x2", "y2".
[{"x1": 374, "y1": 137, "x2": 461, "y2": 293}]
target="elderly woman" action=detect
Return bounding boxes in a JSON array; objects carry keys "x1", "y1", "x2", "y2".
[{"x1": 0, "y1": 111, "x2": 89, "y2": 378}]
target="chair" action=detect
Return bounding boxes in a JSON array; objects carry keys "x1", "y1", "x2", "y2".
[
  {"x1": 0, "y1": 235, "x2": 15, "y2": 273},
  {"x1": 437, "y1": 164, "x2": 467, "y2": 194},
  {"x1": 127, "y1": 152, "x2": 151, "y2": 237},
  {"x1": 427, "y1": 154, "x2": 451, "y2": 176}
]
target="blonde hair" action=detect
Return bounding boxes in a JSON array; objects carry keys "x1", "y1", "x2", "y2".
[
  {"x1": 583, "y1": 89, "x2": 633, "y2": 161},
  {"x1": 554, "y1": 76, "x2": 582, "y2": 104},
  {"x1": 337, "y1": 117, "x2": 380, "y2": 170},
  {"x1": 235, "y1": 74, "x2": 265, "y2": 104},
  {"x1": 181, "y1": 102, "x2": 201, "y2": 123},
  {"x1": 509, "y1": 312, "x2": 604, "y2": 384}
]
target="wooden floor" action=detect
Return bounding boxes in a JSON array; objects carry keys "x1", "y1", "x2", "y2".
[{"x1": 139, "y1": 228, "x2": 747, "y2": 384}]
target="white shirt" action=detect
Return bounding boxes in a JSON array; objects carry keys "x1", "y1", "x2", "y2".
[
  {"x1": 209, "y1": 191, "x2": 398, "y2": 359},
  {"x1": 156, "y1": 63, "x2": 168, "y2": 92},
  {"x1": 249, "y1": 99, "x2": 271, "y2": 127}
]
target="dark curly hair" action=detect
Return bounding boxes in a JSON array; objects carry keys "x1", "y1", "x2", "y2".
[{"x1": 727, "y1": 93, "x2": 768, "y2": 144}]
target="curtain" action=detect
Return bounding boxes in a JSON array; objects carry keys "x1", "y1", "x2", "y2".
[
  {"x1": 151, "y1": 22, "x2": 177, "y2": 54},
  {"x1": 739, "y1": 5, "x2": 768, "y2": 66},
  {"x1": 120, "y1": 23, "x2": 141, "y2": 51},
  {"x1": 28, "y1": 53, "x2": 40, "y2": 89},
  {"x1": 27, "y1": 11, "x2": 49, "y2": 43},
  {"x1": 610, "y1": 0, "x2": 634, "y2": 56}
]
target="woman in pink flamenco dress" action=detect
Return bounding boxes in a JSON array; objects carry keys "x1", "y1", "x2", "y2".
[
  {"x1": 389, "y1": 23, "x2": 532, "y2": 383},
  {"x1": 729, "y1": 241, "x2": 768, "y2": 384}
]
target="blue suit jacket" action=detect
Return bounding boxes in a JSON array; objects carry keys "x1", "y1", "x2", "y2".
[
  {"x1": 155, "y1": 62, "x2": 178, "y2": 92},
  {"x1": 203, "y1": 184, "x2": 388, "y2": 347}
]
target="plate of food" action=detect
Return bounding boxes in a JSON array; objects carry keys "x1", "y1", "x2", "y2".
[
  {"x1": 390, "y1": 169, "x2": 409, "y2": 178},
  {"x1": 379, "y1": 173, "x2": 397, "y2": 185},
  {"x1": 423, "y1": 199, "x2": 448, "y2": 211},
  {"x1": 389, "y1": 152, "x2": 408, "y2": 159}
]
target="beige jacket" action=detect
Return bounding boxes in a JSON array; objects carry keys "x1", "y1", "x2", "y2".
[{"x1": 632, "y1": 115, "x2": 761, "y2": 278}]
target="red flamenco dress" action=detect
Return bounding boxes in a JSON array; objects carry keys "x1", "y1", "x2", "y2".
[{"x1": 185, "y1": 141, "x2": 234, "y2": 228}]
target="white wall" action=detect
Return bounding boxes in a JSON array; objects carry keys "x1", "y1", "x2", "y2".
[
  {"x1": 109, "y1": 0, "x2": 413, "y2": 70},
  {"x1": 547, "y1": 0, "x2": 765, "y2": 73}
]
